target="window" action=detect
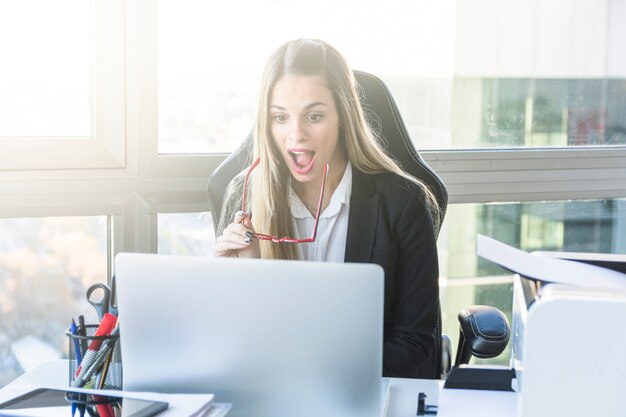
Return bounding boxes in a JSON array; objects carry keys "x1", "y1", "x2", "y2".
[
  {"x1": 157, "y1": 212, "x2": 214, "y2": 256},
  {"x1": 446, "y1": 78, "x2": 626, "y2": 148},
  {"x1": 439, "y1": 198, "x2": 626, "y2": 364},
  {"x1": 156, "y1": 0, "x2": 626, "y2": 153},
  {"x1": 0, "y1": 1, "x2": 92, "y2": 138},
  {"x1": 0, "y1": 0, "x2": 125, "y2": 170},
  {"x1": 0, "y1": 216, "x2": 107, "y2": 385},
  {"x1": 156, "y1": 0, "x2": 456, "y2": 154}
]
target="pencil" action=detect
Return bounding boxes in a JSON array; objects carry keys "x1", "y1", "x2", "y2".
[{"x1": 98, "y1": 341, "x2": 116, "y2": 389}]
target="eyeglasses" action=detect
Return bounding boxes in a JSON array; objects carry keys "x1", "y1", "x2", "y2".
[{"x1": 241, "y1": 156, "x2": 329, "y2": 243}]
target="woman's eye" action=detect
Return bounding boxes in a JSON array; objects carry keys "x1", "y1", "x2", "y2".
[
  {"x1": 273, "y1": 114, "x2": 287, "y2": 123},
  {"x1": 307, "y1": 113, "x2": 322, "y2": 122}
]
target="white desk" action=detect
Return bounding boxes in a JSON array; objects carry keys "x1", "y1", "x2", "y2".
[{"x1": 0, "y1": 360, "x2": 441, "y2": 417}]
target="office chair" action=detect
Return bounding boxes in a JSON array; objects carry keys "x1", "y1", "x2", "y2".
[{"x1": 207, "y1": 70, "x2": 507, "y2": 379}]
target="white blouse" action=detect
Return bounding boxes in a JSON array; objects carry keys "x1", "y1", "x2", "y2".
[{"x1": 288, "y1": 163, "x2": 352, "y2": 262}]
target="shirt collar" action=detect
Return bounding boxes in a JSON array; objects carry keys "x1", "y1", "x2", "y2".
[{"x1": 289, "y1": 162, "x2": 352, "y2": 219}]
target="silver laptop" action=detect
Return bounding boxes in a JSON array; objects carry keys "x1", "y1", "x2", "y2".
[{"x1": 114, "y1": 253, "x2": 385, "y2": 417}]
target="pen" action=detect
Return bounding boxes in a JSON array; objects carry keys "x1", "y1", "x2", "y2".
[
  {"x1": 79, "y1": 326, "x2": 120, "y2": 386},
  {"x1": 70, "y1": 319, "x2": 82, "y2": 417},
  {"x1": 85, "y1": 403, "x2": 96, "y2": 417},
  {"x1": 77, "y1": 393, "x2": 86, "y2": 417},
  {"x1": 78, "y1": 315, "x2": 87, "y2": 354},
  {"x1": 70, "y1": 319, "x2": 83, "y2": 365},
  {"x1": 93, "y1": 395, "x2": 114, "y2": 417},
  {"x1": 72, "y1": 313, "x2": 117, "y2": 387}
]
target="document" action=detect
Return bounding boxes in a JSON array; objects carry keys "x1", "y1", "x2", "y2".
[{"x1": 477, "y1": 235, "x2": 626, "y2": 290}]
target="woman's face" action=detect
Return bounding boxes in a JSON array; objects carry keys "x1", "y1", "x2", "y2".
[{"x1": 269, "y1": 74, "x2": 344, "y2": 185}]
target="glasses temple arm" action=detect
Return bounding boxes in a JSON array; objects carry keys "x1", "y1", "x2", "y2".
[{"x1": 310, "y1": 163, "x2": 329, "y2": 240}]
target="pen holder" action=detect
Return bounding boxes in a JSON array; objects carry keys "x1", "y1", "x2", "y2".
[{"x1": 66, "y1": 324, "x2": 122, "y2": 390}]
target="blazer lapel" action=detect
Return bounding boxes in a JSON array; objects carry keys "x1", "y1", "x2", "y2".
[{"x1": 344, "y1": 169, "x2": 379, "y2": 263}]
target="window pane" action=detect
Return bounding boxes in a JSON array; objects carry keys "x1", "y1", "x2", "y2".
[
  {"x1": 157, "y1": 0, "x2": 456, "y2": 154},
  {"x1": 0, "y1": 0, "x2": 92, "y2": 137},
  {"x1": 157, "y1": 1, "x2": 625, "y2": 153},
  {"x1": 450, "y1": 79, "x2": 626, "y2": 148},
  {"x1": 157, "y1": 212, "x2": 215, "y2": 256},
  {"x1": 0, "y1": 216, "x2": 107, "y2": 386},
  {"x1": 439, "y1": 199, "x2": 626, "y2": 365}
]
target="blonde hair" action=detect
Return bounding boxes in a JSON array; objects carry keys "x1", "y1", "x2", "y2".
[{"x1": 243, "y1": 39, "x2": 440, "y2": 260}]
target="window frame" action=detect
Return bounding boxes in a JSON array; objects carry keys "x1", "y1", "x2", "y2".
[{"x1": 427, "y1": 147, "x2": 626, "y2": 203}]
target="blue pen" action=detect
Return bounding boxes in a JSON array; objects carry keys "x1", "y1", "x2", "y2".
[
  {"x1": 71, "y1": 319, "x2": 83, "y2": 365},
  {"x1": 70, "y1": 319, "x2": 82, "y2": 417}
]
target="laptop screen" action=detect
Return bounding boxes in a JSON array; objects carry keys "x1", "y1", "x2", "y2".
[{"x1": 115, "y1": 254, "x2": 385, "y2": 417}]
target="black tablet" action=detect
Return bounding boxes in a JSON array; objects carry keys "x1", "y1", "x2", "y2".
[{"x1": 0, "y1": 387, "x2": 168, "y2": 417}]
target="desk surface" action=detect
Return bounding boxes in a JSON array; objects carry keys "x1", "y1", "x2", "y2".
[{"x1": 0, "y1": 360, "x2": 441, "y2": 417}]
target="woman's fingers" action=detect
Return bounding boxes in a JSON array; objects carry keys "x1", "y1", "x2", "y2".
[
  {"x1": 233, "y1": 210, "x2": 245, "y2": 224},
  {"x1": 214, "y1": 212, "x2": 259, "y2": 258},
  {"x1": 222, "y1": 222, "x2": 254, "y2": 244},
  {"x1": 241, "y1": 214, "x2": 255, "y2": 230},
  {"x1": 214, "y1": 230, "x2": 251, "y2": 257}
]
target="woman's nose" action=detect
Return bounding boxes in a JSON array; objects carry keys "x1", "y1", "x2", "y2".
[{"x1": 288, "y1": 118, "x2": 306, "y2": 142}]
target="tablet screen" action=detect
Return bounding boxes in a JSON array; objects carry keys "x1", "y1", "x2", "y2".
[{"x1": 0, "y1": 388, "x2": 168, "y2": 417}]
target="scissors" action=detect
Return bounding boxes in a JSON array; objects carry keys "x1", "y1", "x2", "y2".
[{"x1": 86, "y1": 278, "x2": 118, "y2": 320}]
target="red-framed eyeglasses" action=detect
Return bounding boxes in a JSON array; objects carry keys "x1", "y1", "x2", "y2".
[{"x1": 241, "y1": 156, "x2": 329, "y2": 243}]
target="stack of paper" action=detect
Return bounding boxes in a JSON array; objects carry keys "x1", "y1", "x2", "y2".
[{"x1": 476, "y1": 234, "x2": 626, "y2": 289}]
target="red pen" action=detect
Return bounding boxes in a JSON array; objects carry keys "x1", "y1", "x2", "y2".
[
  {"x1": 72, "y1": 313, "x2": 117, "y2": 387},
  {"x1": 93, "y1": 395, "x2": 114, "y2": 417}
]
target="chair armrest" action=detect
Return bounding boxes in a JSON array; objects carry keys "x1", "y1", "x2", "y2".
[{"x1": 455, "y1": 305, "x2": 510, "y2": 365}]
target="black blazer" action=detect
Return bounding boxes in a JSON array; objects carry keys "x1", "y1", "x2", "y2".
[{"x1": 345, "y1": 168, "x2": 439, "y2": 378}]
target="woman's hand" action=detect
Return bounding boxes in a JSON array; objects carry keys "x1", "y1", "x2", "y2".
[{"x1": 214, "y1": 211, "x2": 261, "y2": 258}]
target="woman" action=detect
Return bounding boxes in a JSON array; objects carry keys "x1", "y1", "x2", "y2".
[{"x1": 214, "y1": 39, "x2": 441, "y2": 378}]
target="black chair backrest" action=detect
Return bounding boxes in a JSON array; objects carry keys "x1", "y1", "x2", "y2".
[{"x1": 207, "y1": 70, "x2": 448, "y2": 235}]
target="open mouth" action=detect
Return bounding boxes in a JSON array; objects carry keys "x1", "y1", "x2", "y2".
[{"x1": 289, "y1": 150, "x2": 316, "y2": 174}]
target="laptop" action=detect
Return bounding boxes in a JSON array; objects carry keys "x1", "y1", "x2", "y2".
[{"x1": 114, "y1": 253, "x2": 386, "y2": 417}]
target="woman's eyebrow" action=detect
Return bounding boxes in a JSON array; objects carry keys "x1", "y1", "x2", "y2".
[
  {"x1": 270, "y1": 102, "x2": 329, "y2": 111},
  {"x1": 304, "y1": 102, "x2": 328, "y2": 110}
]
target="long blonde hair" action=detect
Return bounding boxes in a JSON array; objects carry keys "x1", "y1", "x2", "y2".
[{"x1": 242, "y1": 39, "x2": 440, "y2": 260}]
